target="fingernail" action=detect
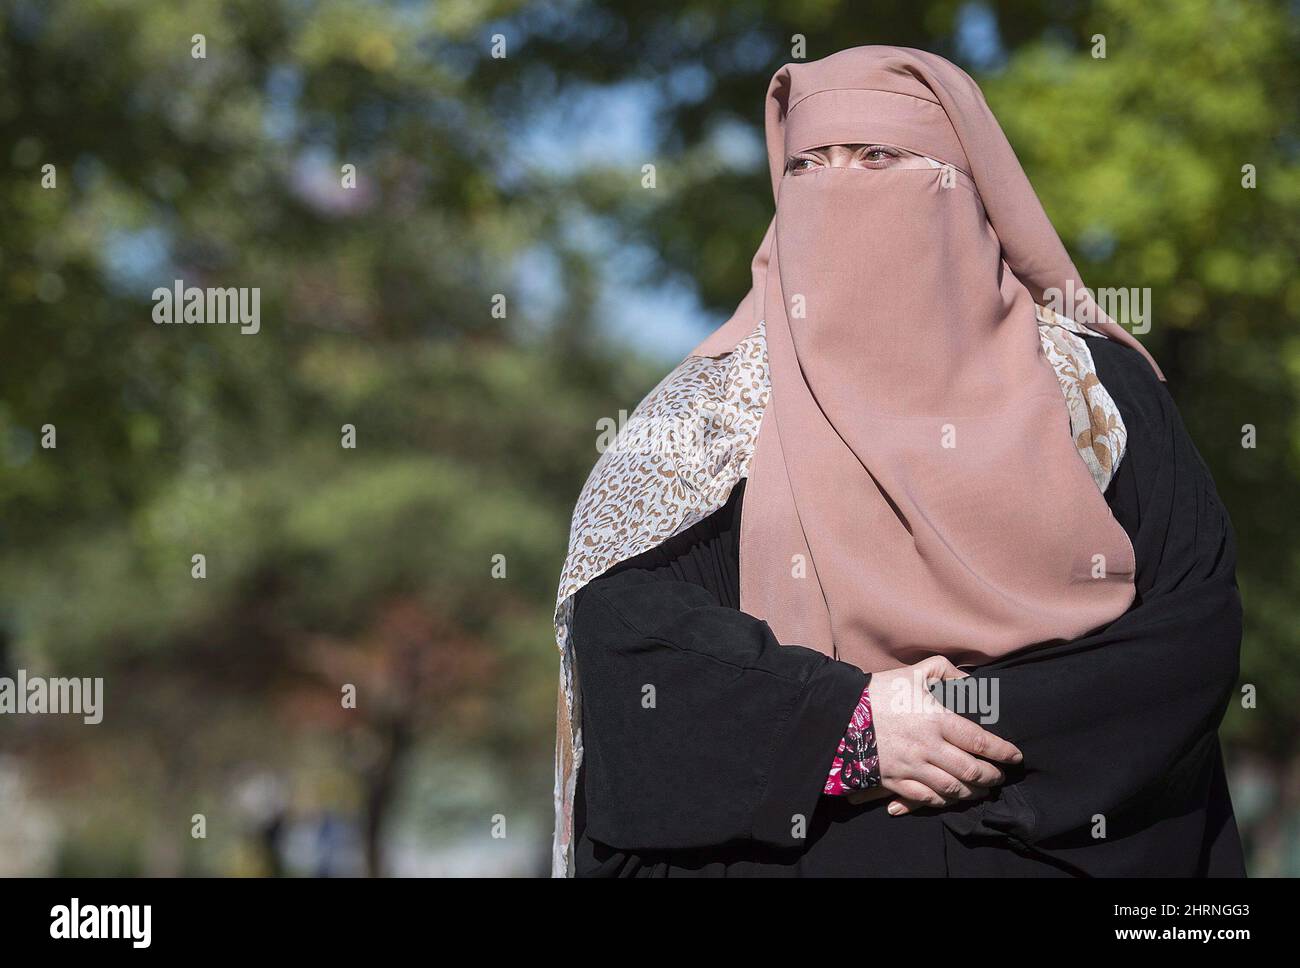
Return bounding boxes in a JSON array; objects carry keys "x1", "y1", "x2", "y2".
[
  {"x1": 887, "y1": 803, "x2": 905, "y2": 816},
  {"x1": 1012, "y1": 751, "x2": 1024, "y2": 763}
]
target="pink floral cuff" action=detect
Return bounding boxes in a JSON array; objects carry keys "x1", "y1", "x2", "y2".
[{"x1": 823, "y1": 678, "x2": 881, "y2": 796}]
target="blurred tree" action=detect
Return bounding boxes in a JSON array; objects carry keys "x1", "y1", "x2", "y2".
[
  {"x1": 0, "y1": 0, "x2": 1295, "y2": 874},
  {"x1": 0, "y1": 0, "x2": 634, "y2": 874}
]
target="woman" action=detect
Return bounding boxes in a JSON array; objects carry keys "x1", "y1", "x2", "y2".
[{"x1": 552, "y1": 46, "x2": 1243, "y2": 877}]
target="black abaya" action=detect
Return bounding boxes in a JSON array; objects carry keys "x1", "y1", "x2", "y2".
[{"x1": 570, "y1": 336, "x2": 1245, "y2": 877}]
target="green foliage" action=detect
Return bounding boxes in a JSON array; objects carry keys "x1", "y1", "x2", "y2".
[{"x1": 1, "y1": 0, "x2": 1295, "y2": 874}]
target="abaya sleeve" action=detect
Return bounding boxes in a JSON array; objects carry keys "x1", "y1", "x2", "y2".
[
  {"x1": 571, "y1": 483, "x2": 870, "y2": 852},
  {"x1": 942, "y1": 337, "x2": 1242, "y2": 859}
]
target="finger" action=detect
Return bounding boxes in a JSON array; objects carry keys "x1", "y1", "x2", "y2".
[
  {"x1": 890, "y1": 785, "x2": 993, "y2": 815},
  {"x1": 941, "y1": 715, "x2": 1024, "y2": 764},
  {"x1": 914, "y1": 764, "x2": 979, "y2": 802},
  {"x1": 846, "y1": 786, "x2": 891, "y2": 806},
  {"x1": 884, "y1": 778, "x2": 949, "y2": 810},
  {"x1": 916, "y1": 655, "x2": 969, "y2": 682},
  {"x1": 886, "y1": 796, "x2": 940, "y2": 816},
  {"x1": 930, "y1": 744, "x2": 1006, "y2": 788}
]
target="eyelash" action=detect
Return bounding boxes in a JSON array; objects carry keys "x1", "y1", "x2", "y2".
[
  {"x1": 788, "y1": 145, "x2": 902, "y2": 173},
  {"x1": 861, "y1": 145, "x2": 900, "y2": 163}
]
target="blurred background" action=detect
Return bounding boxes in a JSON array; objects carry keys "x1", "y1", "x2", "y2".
[{"x1": 0, "y1": 0, "x2": 1296, "y2": 876}]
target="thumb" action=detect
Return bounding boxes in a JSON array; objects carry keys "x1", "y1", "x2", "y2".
[{"x1": 916, "y1": 654, "x2": 968, "y2": 682}]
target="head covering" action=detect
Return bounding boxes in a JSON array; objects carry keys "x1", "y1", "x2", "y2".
[
  {"x1": 694, "y1": 46, "x2": 1159, "y2": 670},
  {"x1": 551, "y1": 46, "x2": 1155, "y2": 874},
  {"x1": 695, "y1": 46, "x2": 1164, "y2": 373}
]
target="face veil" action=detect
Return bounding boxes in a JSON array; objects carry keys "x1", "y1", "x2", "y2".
[
  {"x1": 724, "y1": 46, "x2": 1159, "y2": 671},
  {"x1": 550, "y1": 45, "x2": 1167, "y2": 875}
]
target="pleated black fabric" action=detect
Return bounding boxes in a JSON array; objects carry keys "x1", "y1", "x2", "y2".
[{"x1": 571, "y1": 336, "x2": 1244, "y2": 877}]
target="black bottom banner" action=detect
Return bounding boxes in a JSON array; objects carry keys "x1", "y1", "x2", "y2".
[{"x1": 0, "y1": 875, "x2": 1282, "y2": 954}]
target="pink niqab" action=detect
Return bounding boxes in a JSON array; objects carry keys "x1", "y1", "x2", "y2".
[{"x1": 694, "y1": 47, "x2": 1159, "y2": 671}]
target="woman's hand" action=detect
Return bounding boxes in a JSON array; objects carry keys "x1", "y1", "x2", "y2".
[{"x1": 848, "y1": 656, "x2": 1022, "y2": 815}]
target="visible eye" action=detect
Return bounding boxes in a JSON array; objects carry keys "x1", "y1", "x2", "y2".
[
  {"x1": 786, "y1": 153, "x2": 822, "y2": 174},
  {"x1": 858, "y1": 144, "x2": 902, "y2": 168}
]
